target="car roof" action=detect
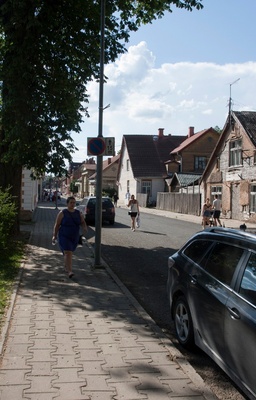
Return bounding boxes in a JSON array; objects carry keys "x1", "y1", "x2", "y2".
[
  {"x1": 82, "y1": 196, "x2": 111, "y2": 199},
  {"x1": 187, "y1": 227, "x2": 256, "y2": 248}
]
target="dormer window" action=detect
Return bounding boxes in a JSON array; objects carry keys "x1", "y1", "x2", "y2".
[{"x1": 229, "y1": 139, "x2": 242, "y2": 167}]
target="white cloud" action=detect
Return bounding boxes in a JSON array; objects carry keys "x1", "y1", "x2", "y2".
[{"x1": 73, "y1": 42, "x2": 256, "y2": 161}]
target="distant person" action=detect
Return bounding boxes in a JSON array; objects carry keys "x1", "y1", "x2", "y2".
[
  {"x1": 125, "y1": 190, "x2": 131, "y2": 201},
  {"x1": 113, "y1": 193, "x2": 119, "y2": 207},
  {"x1": 127, "y1": 194, "x2": 139, "y2": 232},
  {"x1": 52, "y1": 196, "x2": 87, "y2": 278},
  {"x1": 202, "y1": 198, "x2": 212, "y2": 229},
  {"x1": 213, "y1": 195, "x2": 222, "y2": 226}
]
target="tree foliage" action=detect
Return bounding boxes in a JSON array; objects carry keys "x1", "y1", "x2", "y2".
[
  {"x1": 0, "y1": 187, "x2": 17, "y2": 250},
  {"x1": 0, "y1": 0, "x2": 203, "y2": 181}
]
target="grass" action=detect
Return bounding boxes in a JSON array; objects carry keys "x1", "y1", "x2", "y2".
[{"x1": 0, "y1": 238, "x2": 26, "y2": 329}]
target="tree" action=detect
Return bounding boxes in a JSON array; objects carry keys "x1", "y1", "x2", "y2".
[
  {"x1": 0, "y1": 0, "x2": 203, "y2": 228},
  {"x1": 214, "y1": 126, "x2": 222, "y2": 134}
]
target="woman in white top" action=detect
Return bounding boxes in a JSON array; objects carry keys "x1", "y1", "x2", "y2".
[{"x1": 127, "y1": 194, "x2": 140, "y2": 231}]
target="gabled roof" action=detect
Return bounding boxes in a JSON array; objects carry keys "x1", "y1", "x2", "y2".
[
  {"x1": 82, "y1": 163, "x2": 96, "y2": 173},
  {"x1": 201, "y1": 110, "x2": 256, "y2": 182},
  {"x1": 102, "y1": 154, "x2": 120, "y2": 171},
  {"x1": 232, "y1": 111, "x2": 256, "y2": 146},
  {"x1": 122, "y1": 134, "x2": 186, "y2": 178},
  {"x1": 166, "y1": 173, "x2": 201, "y2": 187},
  {"x1": 170, "y1": 128, "x2": 215, "y2": 154},
  {"x1": 89, "y1": 154, "x2": 120, "y2": 179}
]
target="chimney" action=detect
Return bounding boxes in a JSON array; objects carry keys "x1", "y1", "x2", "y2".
[
  {"x1": 158, "y1": 128, "x2": 164, "y2": 137},
  {"x1": 108, "y1": 157, "x2": 111, "y2": 165},
  {"x1": 188, "y1": 126, "x2": 194, "y2": 137}
]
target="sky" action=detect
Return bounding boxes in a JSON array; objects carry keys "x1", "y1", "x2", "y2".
[{"x1": 72, "y1": 0, "x2": 256, "y2": 162}]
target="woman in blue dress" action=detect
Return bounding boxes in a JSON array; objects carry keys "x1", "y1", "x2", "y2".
[{"x1": 52, "y1": 196, "x2": 87, "y2": 278}]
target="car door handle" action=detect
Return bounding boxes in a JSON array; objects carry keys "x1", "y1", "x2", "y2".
[
  {"x1": 190, "y1": 275, "x2": 198, "y2": 284},
  {"x1": 227, "y1": 307, "x2": 241, "y2": 320}
]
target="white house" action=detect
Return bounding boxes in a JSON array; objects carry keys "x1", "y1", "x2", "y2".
[{"x1": 117, "y1": 129, "x2": 186, "y2": 206}]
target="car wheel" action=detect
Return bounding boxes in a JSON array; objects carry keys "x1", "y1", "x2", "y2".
[{"x1": 173, "y1": 295, "x2": 194, "y2": 349}]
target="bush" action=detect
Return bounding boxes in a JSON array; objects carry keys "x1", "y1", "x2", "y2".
[{"x1": 0, "y1": 188, "x2": 18, "y2": 251}]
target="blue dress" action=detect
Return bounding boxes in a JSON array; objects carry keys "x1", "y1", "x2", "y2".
[{"x1": 58, "y1": 209, "x2": 81, "y2": 252}]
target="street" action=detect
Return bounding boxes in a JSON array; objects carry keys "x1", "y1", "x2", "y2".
[{"x1": 87, "y1": 207, "x2": 247, "y2": 400}]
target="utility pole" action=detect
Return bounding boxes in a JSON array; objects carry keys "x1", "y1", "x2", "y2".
[{"x1": 94, "y1": 0, "x2": 105, "y2": 268}]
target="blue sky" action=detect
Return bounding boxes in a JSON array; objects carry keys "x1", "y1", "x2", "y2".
[{"x1": 72, "y1": 0, "x2": 256, "y2": 162}]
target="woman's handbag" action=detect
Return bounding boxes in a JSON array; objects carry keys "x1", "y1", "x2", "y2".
[
  {"x1": 78, "y1": 235, "x2": 86, "y2": 245},
  {"x1": 136, "y1": 215, "x2": 140, "y2": 228}
]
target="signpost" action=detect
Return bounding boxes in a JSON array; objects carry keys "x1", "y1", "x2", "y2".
[
  {"x1": 87, "y1": 137, "x2": 115, "y2": 156},
  {"x1": 87, "y1": 137, "x2": 106, "y2": 156}
]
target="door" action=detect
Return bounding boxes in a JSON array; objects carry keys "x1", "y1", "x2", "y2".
[{"x1": 224, "y1": 252, "x2": 256, "y2": 398}]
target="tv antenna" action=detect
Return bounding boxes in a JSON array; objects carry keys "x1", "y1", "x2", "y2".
[{"x1": 229, "y1": 78, "x2": 240, "y2": 125}]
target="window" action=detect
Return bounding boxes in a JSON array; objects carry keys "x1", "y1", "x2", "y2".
[
  {"x1": 250, "y1": 185, "x2": 256, "y2": 213},
  {"x1": 229, "y1": 140, "x2": 242, "y2": 167},
  {"x1": 239, "y1": 253, "x2": 256, "y2": 305},
  {"x1": 202, "y1": 242, "x2": 243, "y2": 286},
  {"x1": 194, "y1": 156, "x2": 207, "y2": 171},
  {"x1": 183, "y1": 240, "x2": 212, "y2": 264},
  {"x1": 142, "y1": 180, "x2": 151, "y2": 195},
  {"x1": 127, "y1": 180, "x2": 130, "y2": 193},
  {"x1": 126, "y1": 159, "x2": 130, "y2": 171}
]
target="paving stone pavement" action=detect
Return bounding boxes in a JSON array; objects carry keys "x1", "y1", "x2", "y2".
[{"x1": 0, "y1": 203, "x2": 219, "y2": 400}]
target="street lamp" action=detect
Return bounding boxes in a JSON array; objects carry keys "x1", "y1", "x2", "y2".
[
  {"x1": 55, "y1": 180, "x2": 58, "y2": 210},
  {"x1": 94, "y1": 0, "x2": 105, "y2": 268}
]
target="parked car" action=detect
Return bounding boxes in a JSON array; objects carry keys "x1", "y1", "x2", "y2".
[
  {"x1": 167, "y1": 227, "x2": 256, "y2": 400},
  {"x1": 76, "y1": 196, "x2": 115, "y2": 225}
]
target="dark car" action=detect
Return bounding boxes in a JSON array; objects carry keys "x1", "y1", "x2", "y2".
[
  {"x1": 167, "y1": 227, "x2": 256, "y2": 400},
  {"x1": 76, "y1": 196, "x2": 115, "y2": 225}
]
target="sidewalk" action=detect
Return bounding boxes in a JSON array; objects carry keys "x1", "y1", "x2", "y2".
[
  {"x1": 133, "y1": 206, "x2": 256, "y2": 232},
  {"x1": 0, "y1": 203, "x2": 221, "y2": 400}
]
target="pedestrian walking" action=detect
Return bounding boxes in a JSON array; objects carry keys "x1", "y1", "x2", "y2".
[
  {"x1": 127, "y1": 194, "x2": 139, "y2": 231},
  {"x1": 113, "y1": 193, "x2": 119, "y2": 207},
  {"x1": 52, "y1": 196, "x2": 87, "y2": 278},
  {"x1": 202, "y1": 198, "x2": 212, "y2": 229},
  {"x1": 213, "y1": 194, "x2": 222, "y2": 226},
  {"x1": 125, "y1": 190, "x2": 131, "y2": 201}
]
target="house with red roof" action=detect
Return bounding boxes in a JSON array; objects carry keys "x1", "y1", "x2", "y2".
[
  {"x1": 117, "y1": 126, "x2": 220, "y2": 208},
  {"x1": 88, "y1": 154, "x2": 120, "y2": 195},
  {"x1": 165, "y1": 126, "x2": 220, "y2": 192}
]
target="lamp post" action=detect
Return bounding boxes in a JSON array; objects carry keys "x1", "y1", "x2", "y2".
[
  {"x1": 94, "y1": 0, "x2": 105, "y2": 268},
  {"x1": 55, "y1": 180, "x2": 58, "y2": 210}
]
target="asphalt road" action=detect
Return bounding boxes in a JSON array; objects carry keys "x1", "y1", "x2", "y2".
[{"x1": 87, "y1": 207, "x2": 247, "y2": 400}]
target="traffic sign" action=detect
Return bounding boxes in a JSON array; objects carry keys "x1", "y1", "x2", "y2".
[
  {"x1": 87, "y1": 137, "x2": 106, "y2": 156},
  {"x1": 104, "y1": 137, "x2": 115, "y2": 156}
]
